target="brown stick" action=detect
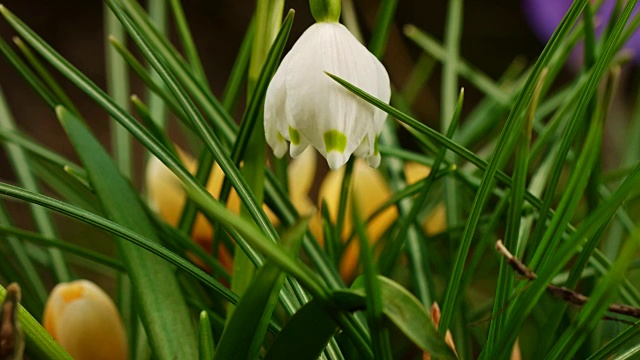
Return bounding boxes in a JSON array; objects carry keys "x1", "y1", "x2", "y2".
[{"x1": 495, "y1": 240, "x2": 640, "y2": 319}]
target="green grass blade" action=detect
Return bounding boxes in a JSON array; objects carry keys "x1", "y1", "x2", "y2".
[
  {"x1": 0, "y1": 225, "x2": 123, "y2": 271},
  {"x1": 546, "y1": 230, "x2": 640, "y2": 360},
  {"x1": 169, "y1": 0, "x2": 207, "y2": 85},
  {"x1": 231, "y1": 4, "x2": 286, "y2": 302},
  {"x1": 491, "y1": 164, "x2": 640, "y2": 358},
  {"x1": 214, "y1": 218, "x2": 308, "y2": 360},
  {"x1": 144, "y1": 0, "x2": 168, "y2": 126},
  {"x1": 0, "y1": 284, "x2": 73, "y2": 360},
  {"x1": 12, "y1": 37, "x2": 79, "y2": 114},
  {"x1": 222, "y1": 17, "x2": 254, "y2": 110},
  {"x1": 198, "y1": 311, "x2": 215, "y2": 360},
  {"x1": 368, "y1": 0, "x2": 398, "y2": 57},
  {"x1": 0, "y1": 181, "x2": 238, "y2": 304},
  {"x1": 0, "y1": 36, "x2": 57, "y2": 108},
  {"x1": 264, "y1": 299, "x2": 339, "y2": 360},
  {"x1": 485, "y1": 69, "x2": 546, "y2": 355},
  {"x1": 0, "y1": 203, "x2": 47, "y2": 310},
  {"x1": 341, "y1": 276, "x2": 457, "y2": 359},
  {"x1": 118, "y1": 0, "x2": 237, "y2": 140},
  {"x1": 105, "y1": 4, "x2": 133, "y2": 178},
  {"x1": 57, "y1": 106, "x2": 198, "y2": 360},
  {"x1": 108, "y1": 36, "x2": 186, "y2": 118},
  {"x1": 106, "y1": 0, "x2": 280, "y2": 245},
  {"x1": 0, "y1": 86, "x2": 70, "y2": 282},
  {"x1": 587, "y1": 320, "x2": 640, "y2": 360},
  {"x1": 404, "y1": 25, "x2": 509, "y2": 105},
  {"x1": 353, "y1": 203, "x2": 392, "y2": 360}
]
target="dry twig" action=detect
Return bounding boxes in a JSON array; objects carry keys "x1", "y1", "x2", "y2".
[{"x1": 495, "y1": 240, "x2": 640, "y2": 319}]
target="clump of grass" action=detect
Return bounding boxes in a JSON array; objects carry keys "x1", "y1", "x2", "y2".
[{"x1": 0, "y1": 0, "x2": 640, "y2": 359}]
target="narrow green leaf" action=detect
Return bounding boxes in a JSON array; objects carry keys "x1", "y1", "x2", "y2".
[
  {"x1": 169, "y1": 0, "x2": 207, "y2": 85},
  {"x1": 546, "y1": 229, "x2": 640, "y2": 360},
  {"x1": 56, "y1": 106, "x2": 197, "y2": 360},
  {"x1": 12, "y1": 37, "x2": 79, "y2": 114},
  {"x1": 214, "y1": 218, "x2": 308, "y2": 360},
  {"x1": 199, "y1": 311, "x2": 215, "y2": 360},
  {"x1": 0, "y1": 181, "x2": 238, "y2": 304},
  {"x1": 335, "y1": 276, "x2": 457, "y2": 359},
  {"x1": 353, "y1": 202, "x2": 392, "y2": 360},
  {"x1": 105, "y1": 4, "x2": 132, "y2": 178},
  {"x1": 0, "y1": 284, "x2": 72, "y2": 360},
  {"x1": 368, "y1": 0, "x2": 398, "y2": 58},
  {"x1": 264, "y1": 299, "x2": 338, "y2": 360},
  {"x1": 0, "y1": 86, "x2": 70, "y2": 283},
  {"x1": 0, "y1": 225, "x2": 124, "y2": 271}
]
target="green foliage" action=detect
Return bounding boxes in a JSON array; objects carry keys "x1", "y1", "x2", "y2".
[{"x1": 1, "y1": 0, "x2": 640, "y2": 359}]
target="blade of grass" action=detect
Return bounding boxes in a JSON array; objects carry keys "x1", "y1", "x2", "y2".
[
  {"x1": 368, "y1": 0, "x2": 398, "y2": 57},
  {"x1": 264, "y1": 298, "x2": 339, "y2": 360},
  {"x1": 198, "y1": 311, "x2": 215, "y2": 360},
  {"x1": 0, "y1": 36, "x2": 57, "y2": 108},
  {"x1": 0, "y1": 202, "x2": 47, "y2": 310},
  {"x1": 57, "y1": 106, "x2": 198, "y2": 359},
  {"x1": 231, "y1": 0, "x2": 284, "y2": 302},
  {"x1": 491, "y1": 164, "x2": 640, "y2": 358},
  {"x1": 0, "y1": 284, "x2": 72, "y2": 360},
  {"x1": 221, "y1": 16, "x2": 254, "y2": 111},
  {"x1": 0, "y1": 86, "x2": 70, "y2": 282},
  {"x1": 12, "y1": 37, "x2": 79, "y2": 115},
  {"x1": 144, "y1": 0, "x2": 168, "y2": 127},
  {"x1": 485, "y1": 69, "x2": 546, "y2": 355},
  {"x1": 353, "y1": 202, "x2": 392, "y2": 359},
  {"x1": 0, "y1": 224, "x2": 123, "y2": 270},
  {"x1": 546, "y1": 228, "x2": 640, "y2": 360},
  {"x1": 105, "y1": 2, "x2": 132, "y2": 178},
  {"x1": 213, "y1": 218, "x2": 308, "y2": 360},
  {"x1": 169, "y1": 0, "x2": 207, "y2": 85},
  {"x1": 0, "y1": 181, "x2": 239, "y2": 303},
  {"x1": 440, "y1": 0, "x2": 463, "y2": 252}
]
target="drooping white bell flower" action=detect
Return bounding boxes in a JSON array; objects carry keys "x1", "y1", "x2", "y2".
[{"x1": 264, "y1": 21, "x2": 391, "y2": 170}]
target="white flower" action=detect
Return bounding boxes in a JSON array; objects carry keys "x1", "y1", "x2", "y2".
[{"x1": 264, "y1": 22, "x2": 391, "y2": 170}]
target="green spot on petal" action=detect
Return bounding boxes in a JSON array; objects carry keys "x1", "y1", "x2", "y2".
[
  {"x1": 277, "y1": 132, "x2": 285, "y2": 142},
  {"x1": 323, "y1": 130, "x2": 347, "y2": 153},
  {"x1": 289, "y1": 126, "x2": 301, "y2": 145}
]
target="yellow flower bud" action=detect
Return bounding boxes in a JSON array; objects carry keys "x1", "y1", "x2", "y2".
[{"x1": 43, "y1": 280, "x2": 127, "y2": 360}]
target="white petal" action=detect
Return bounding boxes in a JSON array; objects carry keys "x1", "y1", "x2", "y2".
[
  {"x1": 264, "y1": 57, "x2": 292, "y2": 158},
  {"x1": 327, "y1": 151, "x2": 349, "y2": 170},
  {"x1": 289, "y1": 127, "x2": 311, "y2": 158}
]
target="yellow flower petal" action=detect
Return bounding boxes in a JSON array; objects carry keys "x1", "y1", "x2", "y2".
[
  {"x1": 288, "y1": 147, "x2": 317, "y2": 216},
  {"x1": 402, "y1": 162, "x2": 447, "y2": 236},
  {"x1": 145, "y1": 147, "x2": 278, "y2": 271},
  {"x1": 403, "y1": 161, "x2": 431, "y2": 185},
  {"x1": 43, "y1": 280, "x2": 127, "y2": 360}
]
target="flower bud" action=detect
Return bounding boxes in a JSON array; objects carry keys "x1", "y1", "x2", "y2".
[{"x1": 43, "y1": 280, "x2": 127, "y2": 360}]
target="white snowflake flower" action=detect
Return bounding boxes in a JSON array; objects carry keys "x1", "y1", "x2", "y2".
[{"x1": 264, "y1": 22, "x2": 391, "y2": 169}]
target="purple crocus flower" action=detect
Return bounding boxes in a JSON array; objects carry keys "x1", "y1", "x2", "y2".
[{"x1": 522, "y1": 0, "x2": 640, "y2": 64}]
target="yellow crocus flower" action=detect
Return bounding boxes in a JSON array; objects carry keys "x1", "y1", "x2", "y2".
[{"x1": 43, "y1": 280, "x2": 127, "y2": 360}]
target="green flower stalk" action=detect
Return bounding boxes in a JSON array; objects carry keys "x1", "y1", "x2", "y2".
[{"x1": 309, "y1": 0, "x2": 341, "y2": 22}]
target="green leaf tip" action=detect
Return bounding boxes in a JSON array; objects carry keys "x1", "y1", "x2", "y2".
[{"x1": 54, "y1": 105, "x2": 67, "y2": 119}]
